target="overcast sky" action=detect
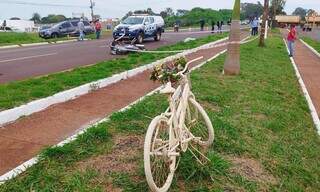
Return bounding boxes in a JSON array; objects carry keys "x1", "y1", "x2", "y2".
[{"x1": 0, "y1": 0, "x2": 319, "y2": 20}]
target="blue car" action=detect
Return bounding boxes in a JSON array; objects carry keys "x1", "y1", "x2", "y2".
[{"x1": 113, "y1": 15, "x2": 165, "y2": 44}]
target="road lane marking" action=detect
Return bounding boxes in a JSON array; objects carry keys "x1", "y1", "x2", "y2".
[{"x1": 0, "y1": 53, "x2": 58, "y2": 63}]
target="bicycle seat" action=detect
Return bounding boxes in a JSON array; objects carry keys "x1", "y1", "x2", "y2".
[{"x1": 160, "y1": 82, "x2": 176, "y2": 94}]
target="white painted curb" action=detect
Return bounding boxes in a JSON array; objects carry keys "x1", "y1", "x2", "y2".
[
  {"x1": 0, "y1": 45, "x2": 20, "y2": 49},
  {"x1": 55, "y1": 39, "x2": 78, "y2": 44},
  {"x1": 299, "y1": 39, "x2": 320, "y2": 58},
  {"x1": 0, "y1": 37, "x2": 228, "y2": 127},
  {"x1": 20, "y1": 42, "x2": 49, "y2": 47},
  {"x1": 283, "y1": 38, "x2": 320, "y2": 135},
  {"x1": 0, "y1": 46, "x2": 229, "y2": 184}
]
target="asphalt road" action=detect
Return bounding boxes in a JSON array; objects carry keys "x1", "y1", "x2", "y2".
[{"x1": 0, "y1": 26, "x2": 231, "y2": 83}]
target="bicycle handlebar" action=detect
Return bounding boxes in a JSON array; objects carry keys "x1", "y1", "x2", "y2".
[{"x1": 177, "y1": 56, "x2": 204, "y2": 76}]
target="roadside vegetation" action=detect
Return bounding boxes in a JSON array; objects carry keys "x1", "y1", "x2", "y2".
[
  {"x1": 301, "y1": 36, "x2": 320, "y2": 53},
  {"x1": 1, "y1": 33, "x2": 319, "y2": 191},
  {"x1": 0, "y1": 32, "x2": 69, "y2": 46},
  {"x1": 0, "y1": 32, "x2": 105, "y2": 46},
  {"x1": 0, "y1": 33, "x2": 227, "y2": 110}
]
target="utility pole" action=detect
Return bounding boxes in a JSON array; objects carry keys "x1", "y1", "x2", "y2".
[{"x1": 90, "y1": 0, "x2": 95, "y2": 21}]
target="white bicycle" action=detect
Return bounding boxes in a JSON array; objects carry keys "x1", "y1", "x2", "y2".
[{"x1": 144, "y1": 57, "x2": 215, "y2": 192}]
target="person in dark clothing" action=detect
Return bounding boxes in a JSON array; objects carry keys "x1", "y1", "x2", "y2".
[
  {"x1": 216, "y1": 21, "x2": 220, "y2": 32},
  {"x1": 211, "y1": 20, "x2": 215, "y2": 33},
  {"x1": 217, "y1": 21, "x2": 223, "y2": 33},
  {"x1": 200, "y1": 19, "x2": 205, "y2": 31},
  {"x1": 2, "y1": 20, "x2": 6, "y2": 31},
  {"x1": 174, "y1": 20, "x2": 180, "y2": 32}
]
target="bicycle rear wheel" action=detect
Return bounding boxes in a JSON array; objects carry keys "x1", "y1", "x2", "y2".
[
  {"x1": 144, "y1": 116, "x2": 176, "y2": 192},
  {"x1": 186, "y1": 97, "x2": 214, "y2": 146}
]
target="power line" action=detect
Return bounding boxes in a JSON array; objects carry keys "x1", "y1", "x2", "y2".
[{"x1": 0, "y1": 0, "x2": 88, "y2": 8}]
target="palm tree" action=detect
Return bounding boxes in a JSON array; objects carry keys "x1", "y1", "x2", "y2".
[
  {"x1": 259, "y1": 0, "x2": 269, "y2": 47},
  {"x1": 223, "y1": 0, "x2": 241, "y2": 75}
]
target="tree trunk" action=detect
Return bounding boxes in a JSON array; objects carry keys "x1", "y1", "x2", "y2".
[
  {"x1": 223, "y1": 0, "x2": 241, "y2": 75},
  {"x1": 259, "y1": 0, "x2": 269, "y2": 47}
]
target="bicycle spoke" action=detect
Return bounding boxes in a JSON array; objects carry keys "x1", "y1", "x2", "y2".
[
  {"x1": 186, "y1": 101, "x2": 209, "y2": 142},
  {"x1": 148, "y1": 117, "x2": 174, "y2": 188}
]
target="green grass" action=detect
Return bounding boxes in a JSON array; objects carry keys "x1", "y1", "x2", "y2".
[
  {"x1": 301, "y1": 37, "x2": 320, "y2": 53},
  {"x1": 0, "y1": 33, "x2": 227, "y2": 111},
  {"x1": 0, "y1": 31, "x2": 108, "y2": 46},
  {"x1": 1, "y1": 33, "x2": 319, "y2": 191},
  {"x1": 0, "y1": 32, "x2": 72, "y2": 46}
]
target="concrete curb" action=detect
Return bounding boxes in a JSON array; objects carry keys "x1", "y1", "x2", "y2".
[
  {"x1": 0, "y1": 37, "x2": 228, "y2": 127},
  {"x1": 54, "y1": 39, "x2": 79, "y2": 44},
  {"x1": 0, "y1": 45, "x2": 20, "y2": 49},
  {"x1": 20, "y1": 42, "x2": 49, "y2": 47},
  {"x1": 0, "y1": 46, "x2": 229, "y2": 184},
  {"x1": 283, "y1": 38, "x2": 320, "y2": 135},
  {"x1": 299, "y1": 39, "x2": 320, "y2": 58}
]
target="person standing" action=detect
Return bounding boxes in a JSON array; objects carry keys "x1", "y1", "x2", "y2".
[
  {"x1": 174, "y1": 20, "x2": 180, "y2": 32},
  {"x1": 2, "y1": 20, "x2": 6, "y2": 31},
  {"x1": 211, "y1": 20, "x2": 215, "y2": 33},
  {"x1": 287, "y1": 25, "x2": 297, "y2": 57},
  {"x1": 200, "y1": 19, "x2": 205, "y2": 31},
  {"x1": 95, "y1": 19, "x2": 102, "y2": 39},
  {"x1": 218, "y1": 21, "x2": 223, "y2": 33},
  {"x1": 250, "y1": 18, "x2": 255, "y2": 36},
  {"x1": 78, "y1": 18, "x2": 85, "y2": 41},
  {"x1": 253, "y1": 17, "x2": 259, "y2": 36}
]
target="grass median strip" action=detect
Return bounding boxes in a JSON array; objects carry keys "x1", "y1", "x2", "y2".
[
  {"x1": 0, "y1": 32, "x2": 72, "y2": 46},
  {"x1": 0, "y1": 31, "x2": 112, "y2": 46},
  {"x1": 1, "y1": 33, "x2": 320, "y2": 191},
  {"x1": 301, "y1": 37, "x2": 320, "y2": 53},
  {"x1": 0, "y1": 33, "x2": 227, "y2": 111}
]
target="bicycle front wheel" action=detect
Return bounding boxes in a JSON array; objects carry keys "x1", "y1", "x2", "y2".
[
  {"x1": 186, "y1": 97, "x2": 214, "y2": 146},
  {"x1": 144, "y1": 116, "x2": 176, "y2": 192}
]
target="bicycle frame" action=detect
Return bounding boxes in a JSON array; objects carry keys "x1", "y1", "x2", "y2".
[
  {"x1": 160, "y1": 75, "x2": 198, "y2": 158},
  {"x1": 144, "y1": 56, "x2": 214, "y2": 192},
  {"x1": 153, "y1": 56, "x2": 204, "y2": 158}
]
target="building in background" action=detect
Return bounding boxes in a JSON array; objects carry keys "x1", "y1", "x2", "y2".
[
  {"x1": 0, "y1": 19, "x2": 35, "y2": 32},
  {"x1": 100, "y1": 18, "x2": 120, "y2": 30}
]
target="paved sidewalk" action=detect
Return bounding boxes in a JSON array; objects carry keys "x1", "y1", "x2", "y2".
[
  {"x1": 282, "y1": 29, "x2": 320, "y2": 115},
  {"x1": 0, "y1": 33, "x2": 248, "y2": 175}
]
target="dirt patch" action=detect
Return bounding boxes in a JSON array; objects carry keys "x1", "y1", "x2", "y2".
[
  {"x1": 201, "y1": 101, "x2": 221, "y2": 112},
  {"x1": 227, "y1": 156, "x2": 277, "y2": 187},
  {"x1": 105, "y1": 182, "x2": 123, "y2": 192},
  {"x1": 254, "y1": 113, "x2": 267, "y2": 121},
  {"x1": 78, "y1": 134, "x2": 143, "y2": 175}
]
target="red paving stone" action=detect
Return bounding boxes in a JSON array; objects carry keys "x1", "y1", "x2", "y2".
[{"x1": 281, "y1": 29, "x2": 320, "y2": 115}]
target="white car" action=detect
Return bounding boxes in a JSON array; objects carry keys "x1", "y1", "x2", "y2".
[{"x1": 113, "y1": 15, "x2": 165, "y2": 44}]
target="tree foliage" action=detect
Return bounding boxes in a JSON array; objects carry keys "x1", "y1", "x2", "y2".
[
  {"x1": 30, "y1": 13, "x2": 41, "y2": 24},
  {"x1": 241, "y1": 2, "x2": 264, "y2": 19},
  {"x1": 292, "y1": 7, "x2": 307, "y2": 20},
  {"x1": 270, "y1": 0, "x2": 287, "y2": 19},
  {"x1": 164, "y1": 8, "x2": 233, "y2": 27},
  {"x1": 40, "y1": 14, "x2": 67, "y2": 24},
  {"x1": 307, "y1": 9, "x2": 317, "y2": 17},
  {"x1": 121, "y1": 3, "x2": 265, "y2": 28},
  {"x1": 176, "y1": 9, "x2": 189, "y2": 17}
]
